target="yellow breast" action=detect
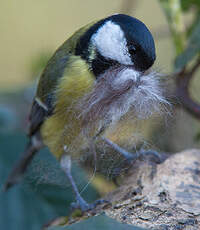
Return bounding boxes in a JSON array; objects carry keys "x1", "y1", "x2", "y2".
[{"x1": 41, "y1": 56, "x2": 95, "y2": 159}]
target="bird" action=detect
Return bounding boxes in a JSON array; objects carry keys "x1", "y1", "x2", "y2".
[{"x1": 4, "y1": 14, "x2": 168, "y2": 211}]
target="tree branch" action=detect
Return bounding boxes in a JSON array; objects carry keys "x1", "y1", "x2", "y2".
[
  {"x1": 175, "y1": 57, "x2": 200, "y2": 119},
  {"x1": 46, "y1": 150, "x2": 200, "y2": 229}
]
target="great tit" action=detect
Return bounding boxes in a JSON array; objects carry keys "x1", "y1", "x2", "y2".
[{"x1": 5, "y1": 14, "x2": 168, "y2": 211}]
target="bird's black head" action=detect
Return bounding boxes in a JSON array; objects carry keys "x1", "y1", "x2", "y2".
[
  {"x1": 112, "y1": 14, "x2": 156, "y2": 72},
  {"x1": 76, "y1": 14, "x2": 156, "y2": 76}
]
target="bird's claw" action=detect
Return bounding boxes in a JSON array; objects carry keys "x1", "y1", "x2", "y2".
[{"x1": 70, "y1": 198, "x2": 110, "y2": 212}]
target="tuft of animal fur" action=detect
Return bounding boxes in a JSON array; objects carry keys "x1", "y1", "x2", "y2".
[{"x1": 76, "y1": 65, "x2": 170, "y2": 137}]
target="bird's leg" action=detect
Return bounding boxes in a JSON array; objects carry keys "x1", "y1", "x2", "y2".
[
  {"x1": 101, "y1": 137, "x2": 135, "y2": 161},
  {"x1": 101, "y1": 137, "x2": 162, "y2": 164},
  {"x1": 60, "y1": 155, "x2": 107, "y2": 212},
  {"x1": 60, "y1": 155, "x2": 90, "y2": 211}
]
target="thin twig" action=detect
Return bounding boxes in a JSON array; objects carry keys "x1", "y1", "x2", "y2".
[
  {"x1": 175, "y1": 58, "x2": 200, "y2": 119},
  {"x1": 188, "y1": 57, "x2": 200, "y2": 76}
]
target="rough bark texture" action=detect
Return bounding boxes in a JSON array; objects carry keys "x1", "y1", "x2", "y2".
[
  {"x1": 47, "y1": 149, "x2": 200, "y2": 229},
  {"x1": 104, "y1": 149, "x2": 200, "y2": 229}
]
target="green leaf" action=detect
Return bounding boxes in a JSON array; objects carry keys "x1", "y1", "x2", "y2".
[
  {"x1": 0, "y1": 106, "x2": 16, "y2": 133},
  {"x1": 181, "y1": 0, "x2": 200, "y2": 11},
  {"x1": 0, "y1": 133, "x2": 99, "y2": 230},
  {"x1": 175, "y1": 19, "x2": 200, "y2": 71},
  {"x1": 47, "y1": 214, "x2": 147, "y2": 230},
  {"x1": 159, "y1": 0, "x2": 186, "y2": 55}
]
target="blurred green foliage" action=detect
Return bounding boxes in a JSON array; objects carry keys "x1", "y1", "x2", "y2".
[
  {"x1": 0, "y1": 106, "x2": 17, "y2": 133},
  {"x1": 159, "y1": 1, "x2": 200, "y2": 147},
  {"x1": 181, "y1": 0, "x2": 200, "y2": 33},
  {"x1": 181, "y1": 0, "x2": 200, "y2": 11},
  {"x1": 160, "y1": 0, "x2": 200, "y2": 66},
  {"x1": 0, "y1": 133, "x2": 99, "y2": 229},
  {"x1": 175, "y1": 20, "x2": 200, "y2": 71},
  {"x1": 47, "y1": 214, "x2": 146, "y2": 230}
]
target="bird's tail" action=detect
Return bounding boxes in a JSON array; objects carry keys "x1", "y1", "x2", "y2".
[{"x1": 3, "y1": 138, "x2": 41, "y2": 191}]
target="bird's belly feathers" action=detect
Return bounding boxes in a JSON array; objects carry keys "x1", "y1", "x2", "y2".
[{"x1": 41, "y1": 58, "x2": 95, "y2": 159}]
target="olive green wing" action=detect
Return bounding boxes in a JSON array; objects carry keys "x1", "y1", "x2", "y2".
[
  {"x1": 28, "y1": 43, "x2": 73, "y2": 136},
  {"x1": 28, "y1": 22, "x2": 94, "y2": 136},
  {"x1": 28, "y1": 95, "x2": 53, "y2": 136}
]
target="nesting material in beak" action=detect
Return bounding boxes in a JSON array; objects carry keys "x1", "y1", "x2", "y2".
[{"x1": 76, "y1": 65, "x2": 170, "y2": 136}]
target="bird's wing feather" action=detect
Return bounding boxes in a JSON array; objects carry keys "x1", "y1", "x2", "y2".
[
  {"x1": 28, "y1": 44, "x2": 72, "y2": 136},
  {"x1": 28, "y1": 21, "x2": 96, "y2": 136},
  {"x1": 28, "y1": 96, "x2": 52, "y2": 136}
]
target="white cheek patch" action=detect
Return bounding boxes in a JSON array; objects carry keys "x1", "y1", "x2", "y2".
[{"x1": 91, "y1": 21, "x2": 133, "y2": 65}]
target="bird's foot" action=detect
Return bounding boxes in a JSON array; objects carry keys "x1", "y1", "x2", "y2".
[
  {"x1": 71, "y1": 196, "x2": 109, "y2": 212},
  {"x1": 120, "y1": 149, "x2": 164, "y2": 165},
  {"x1": 137, "y1": 149, "x2": 165, "y2": 164},
  {"x1": 102, "y1": 137, "x2": 164, "y2": 164}
]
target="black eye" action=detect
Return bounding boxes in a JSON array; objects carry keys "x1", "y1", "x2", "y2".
[{"x1": 129, "y1": 45, "x2": 136, "y2": 55}]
